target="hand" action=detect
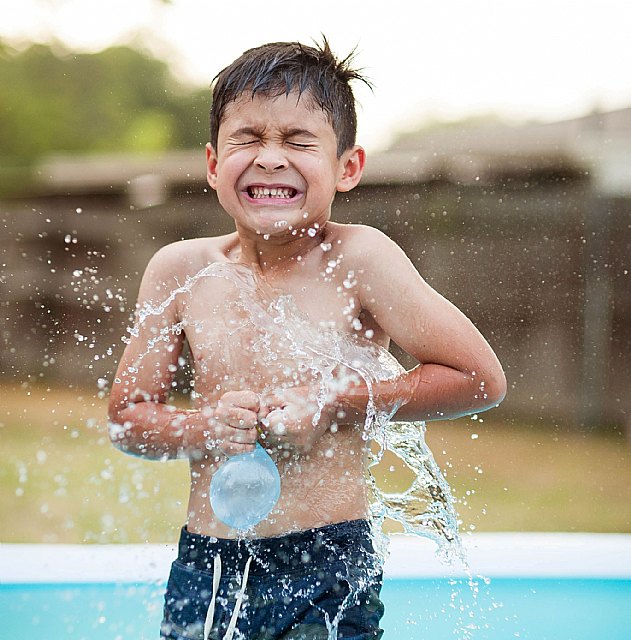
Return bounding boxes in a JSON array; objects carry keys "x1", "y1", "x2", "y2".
[
  {"x1": 260, "y1": 385, "x2": 333, "y2": 453},
  {"x1": 214, "y1": 390, "x2": 268, "y2": 456}
]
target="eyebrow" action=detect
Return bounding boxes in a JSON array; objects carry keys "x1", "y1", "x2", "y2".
[
  {"x1": 230, "y1": 126, "x2": 265, "y2": 138},
  {"x1": 229, "y1": 126, "x2": 317, "y2": 139},
  {"x1": 281, "y1": 127, "x2": 317, "y2": 138}
]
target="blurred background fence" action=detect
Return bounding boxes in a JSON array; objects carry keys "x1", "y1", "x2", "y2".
[
  {"x1": 2, "y1": 106, "x2": 630, "y2": 432},
  {"x1": 1, "y1": 35, "x2": 631, "y2": 542}
]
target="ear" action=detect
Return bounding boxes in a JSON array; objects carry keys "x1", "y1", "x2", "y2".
[
  {"x1": 206, "y1": 143, "x2": 218, "y2": 190},
  {"x1": 336, "y1": 145, "x2": 366, "y2": 193}
]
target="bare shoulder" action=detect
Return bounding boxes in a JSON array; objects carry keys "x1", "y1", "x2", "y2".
[
  {"x1": 148, "y1": 235, "x2": 234, "y2": 273},
  {"x1": 326, "y1": 222, "x2": 425, "y2": 307},
  {"x1": 327, "y1": 222, "x2": 404, "y2": 267},
  {"x1": 139, "y1": 234, "x2": 237, "y2": 299}
]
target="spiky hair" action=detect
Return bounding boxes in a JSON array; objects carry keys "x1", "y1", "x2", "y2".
[{"x1": 209, "y1": 38, "x2": 370, "y2": 156}]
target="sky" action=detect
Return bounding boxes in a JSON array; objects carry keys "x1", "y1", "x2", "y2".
[{"x1": 2, "y1": 0, "x2": 631, "y2": 151}]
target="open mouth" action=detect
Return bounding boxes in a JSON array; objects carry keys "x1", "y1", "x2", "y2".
[{"x1": 246, "y1": 185, "x2": 298, "y2": 200}]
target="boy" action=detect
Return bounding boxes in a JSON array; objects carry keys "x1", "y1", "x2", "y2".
[{"x1": 108, "y1": 39, "x2": 506, "y2": 640}]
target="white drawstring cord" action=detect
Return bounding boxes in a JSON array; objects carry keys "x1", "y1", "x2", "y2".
[
  {"x1": 224, "y1": 556, "x2": 252, "y2": 640},
  {"x1": 204, "y1": 555, "x2": 222, "y2": 640},
  {"x1": 204, "y1": 554, "x2": 253, "y2": 640}
]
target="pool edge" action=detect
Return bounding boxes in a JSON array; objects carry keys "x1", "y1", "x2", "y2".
[{"x1": 2, "y1": 532, "x2": 631, "y2": 583}]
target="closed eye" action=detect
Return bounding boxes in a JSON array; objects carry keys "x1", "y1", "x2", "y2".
[{"x1": 288, "y1": 142, "x2": 314, "y2": 149}]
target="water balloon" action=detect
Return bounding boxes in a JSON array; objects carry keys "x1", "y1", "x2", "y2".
[{"x1": 209, "y1": 442, "x2": 281, "y2": 530}]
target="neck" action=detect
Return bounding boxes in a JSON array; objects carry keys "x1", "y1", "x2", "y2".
[{"x1": 235, "y1": 223, "x2": 329, "y2": 274}]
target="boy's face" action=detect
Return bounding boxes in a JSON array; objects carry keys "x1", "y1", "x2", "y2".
[{"x1": 206, "y1": 91, "x2": 364, "y2": 239}]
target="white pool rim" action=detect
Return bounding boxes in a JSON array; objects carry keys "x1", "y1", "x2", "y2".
[{"x1": 2, "y1": 533, "x2": 631, "y2": 584}]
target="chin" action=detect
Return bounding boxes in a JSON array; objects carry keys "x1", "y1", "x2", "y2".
[{"x1": 250, "y1": 212, "x2": 301, "y2": 234}]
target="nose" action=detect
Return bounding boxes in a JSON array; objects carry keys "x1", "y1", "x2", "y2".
[{"x1": 254, "y1": 144, "x2": 287, "y2": 173}]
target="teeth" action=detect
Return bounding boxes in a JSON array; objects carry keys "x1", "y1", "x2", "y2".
[{"x1": 249, "y1": 186, "x2": 295, "y2": 199}]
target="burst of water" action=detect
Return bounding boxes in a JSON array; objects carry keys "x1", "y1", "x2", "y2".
[{"x1": 113, "y1": 261, "x2": 466, "y2": 638}]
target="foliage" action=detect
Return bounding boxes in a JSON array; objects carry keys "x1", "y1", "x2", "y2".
[{"x1": 0, "y1": 40, "x2": 210, "y2": 169}]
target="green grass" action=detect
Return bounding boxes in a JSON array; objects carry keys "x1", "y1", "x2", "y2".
[
  {"x1": 424, "y1": 420, "x2": 631, "y2": 533},
  {"x1": 0, "y1": 383, "x2": 189, "y2": 543},
  {"x1": 1, "y1": 383, "x2": 630, "y2": 543}
]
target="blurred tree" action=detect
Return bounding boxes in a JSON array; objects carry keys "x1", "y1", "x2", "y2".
[{"x1": 0, "y1": 40, "x2": 210, "y2": 169}]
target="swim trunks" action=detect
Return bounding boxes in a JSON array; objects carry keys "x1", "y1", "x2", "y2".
[{"x1": 160, "y1": 519, "x2": 384, "y2": 640}]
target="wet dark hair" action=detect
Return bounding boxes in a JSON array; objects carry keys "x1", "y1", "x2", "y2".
[{"x1": 209, "y1": 38, "x2": 371, "y2": 157}]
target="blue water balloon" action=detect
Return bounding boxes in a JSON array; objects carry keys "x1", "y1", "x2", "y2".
[{"x1": 209, "y1": 442, "x2": 281, "y2": 530}]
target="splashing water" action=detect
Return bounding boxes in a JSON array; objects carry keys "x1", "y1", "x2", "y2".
[{"x1": 120, "y1": 261, "x2": 465, "y2": 639}]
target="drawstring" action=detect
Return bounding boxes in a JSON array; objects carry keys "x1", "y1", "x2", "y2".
[
  {"x1": 224, "y1": 556, "x2": 252, "y2": 640},
  {"x1": 204, "y1": 555, "x2": 222, "y2": 640},
  {"x1": 204, "y1": 554, "x2": 253, "y2": 640}
]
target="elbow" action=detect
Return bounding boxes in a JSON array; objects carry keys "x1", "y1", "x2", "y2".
[
  {"x1": 107, "y1": 417, "x2": 152, "y2": 458},
  {"x1": 107, "y1": 414, "x2": 133, "y2": 453},
  {"x1": 107, "y1": 401, "x2": 134, "y2": 452},
  {"x1": 477, "y1": 368, "x2": 507, "y2": 412},
  {"x1": 106, "y1": 401, "x2": 172, "y2": 460}
]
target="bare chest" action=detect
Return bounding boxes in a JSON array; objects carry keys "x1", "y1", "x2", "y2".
[{"x1": 175, "y1": 265, "x2": 370, "y2": 399}]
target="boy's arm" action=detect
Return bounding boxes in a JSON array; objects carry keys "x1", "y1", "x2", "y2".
[
  {"x1": 107, "y1": 244, "x2": 261, "y2": 460},
  {"x1": 107, "y1": 244, "x2": 202, "y2": 459},
  {"x1": 338, "y1": 226, "x2": 506, "y2": 422}
]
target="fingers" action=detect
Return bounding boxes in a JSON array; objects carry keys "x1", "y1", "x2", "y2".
[
  {"x1": 214, "y1": 408, "x2": 258, "y2": 448},
  {"x1": 214, "y1": 392, "x2": 261, "y2": 456},
  {"x1": 257, "y1": 404, "x2": 270, "y2": 421},
  {"x1": 262, "y1": 407, "x2": 324, "y2": 453},
  {"x1": 218, "y1": 390, "x2": 260, "y2": 413},
  {"x1": 264, "y1": 409, "x2": 288, "y2": 436},
  {"x1": 228, "y1": 427, "x2": 257, "y2": 446},
  {"x1": 217, "y1": 405, "x2": 259, "y2": 430},
  {"x1": 224, "y1": 442, "x2": 257, "y2": 455},
  {"x1": 216, "y1": 391, "x2": 258, "y2": 426},
  {"x1": 215, "y1": 420, "x2": 258, "y2": 456}
]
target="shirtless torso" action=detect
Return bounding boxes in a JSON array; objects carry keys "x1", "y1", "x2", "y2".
[
  {"x1": 112, "y1": 222, "x2": 394, "y2": 539},
  {"x1": 109, "y1": 211, "x2": 506, "y2": 543}
]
